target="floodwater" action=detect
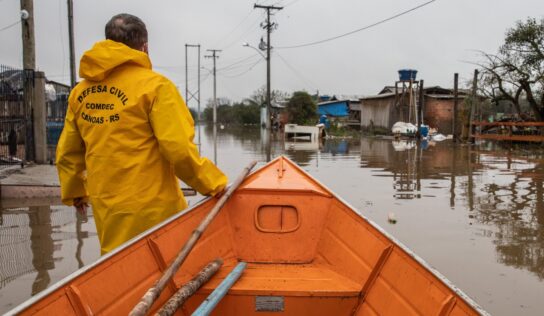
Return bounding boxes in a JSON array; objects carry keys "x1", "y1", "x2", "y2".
[{"x1": 1, "y1": 125, "x2": 544, "y2": 315}]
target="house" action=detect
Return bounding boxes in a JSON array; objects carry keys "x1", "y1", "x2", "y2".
[
  {"x1": 348, "y1": 99, "x2": 361, "y2": 125},
  {"x1": 360, "y1": 86, "x2": 470, "y2": 134},
  {"x1": 315, "y1": 93, "x2": 362, "y2": 126},
  {"x1": 359, "y1": 90, "x2": 407, "y2": 132},
  {"x1": 316, "y1": 95, "x2": 337, "y2": 103},
  {"x1": 423, "y1": 86, "x2": 469, "y2": 134},
  {"x1": 318, "y1": 99, "x2": 349, "y2": 117}
]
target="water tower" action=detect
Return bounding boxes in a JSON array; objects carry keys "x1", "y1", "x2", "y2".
[{"x1": 394, "y1": 69, "x2": 422, "y2": 126}]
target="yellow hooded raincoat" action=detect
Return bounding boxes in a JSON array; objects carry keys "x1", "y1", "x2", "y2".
[{"x1": 57, "y1": 40, "x2": 227, "y2": 254}]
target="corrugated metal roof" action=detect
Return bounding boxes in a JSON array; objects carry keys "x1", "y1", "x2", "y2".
[
  {"x1": 318, "y1": 100, "x2": 349, "y2": 117},
  {"x1": 425, "y1": 94, "x2": 468, "y2": 99},
  {"x1": 379, "y1": 86, "x2": 397, "y2": 94},
  {"x1": 317, "y1": 99, "x2": 350, "y2": 106},
  {"x1": 360, "y1": 92, "x2": 396, "y2": 100}
]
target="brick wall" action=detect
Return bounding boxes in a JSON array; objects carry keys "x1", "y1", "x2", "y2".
[{"x1": 424, "y1": 98, "x2": 455, "y2": 134}]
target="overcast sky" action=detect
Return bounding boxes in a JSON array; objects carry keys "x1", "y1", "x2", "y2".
[{"x1": 1, "y1": 0, "x2": 543, "y2": 109}]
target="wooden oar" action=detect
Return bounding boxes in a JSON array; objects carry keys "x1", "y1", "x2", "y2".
[
  {"x1": 129, "y1": 160, "x2": 257, "y2": 316},
  {"x1": 154, "y1": 258, "x2": 223, "y2": 316}
]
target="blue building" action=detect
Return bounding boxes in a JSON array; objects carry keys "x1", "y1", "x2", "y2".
[{"x1": 317, "y1": 100, "x2": 349, "y2": 117}]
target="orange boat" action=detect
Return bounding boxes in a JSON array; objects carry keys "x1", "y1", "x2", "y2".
[{"x1": 7, "y1": 156, "x2": 487, "y2": 315}]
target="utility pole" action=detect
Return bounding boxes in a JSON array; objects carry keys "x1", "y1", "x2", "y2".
[
  {"x1": 468, "y1": 69, "x2": 479, "y2": 143},
  {"x1": 204, "y1": 49, "x2": 221, "y2": 126},
  {"x1": 254, "y1": 3, "x2": 282, "y2": 130},
  {"x1": 21, "y1": 0, "x2": 36, "y2": 162},
  {"x1": 185, "y1": 44, "x2": 201, "y2": 149},
  {"x1": 21, "y1": 0, "x2": 35, "y2": 71},
  {"x1": 453, "y1": 73, "x2": 459, "y2": 142},
  {"x1": 205, "y1": 49, "x2": 220, "y2": 165},
  {"x1": 67, "y1": 0, "x2": 76, "y2": 87},
  {"x1": 185, "y1": 44, "x2": 201, "y2": 122},
  {"x1": 418, "y1": 79, "x2": 424, "y2": 127}
]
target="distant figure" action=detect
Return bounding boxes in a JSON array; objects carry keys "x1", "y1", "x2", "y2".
[
  {"x1": 319, "y1": 115, "x2": 330, "y2": 129},
  {"x1": 56, "y1": 13, "x2": 227, "y2": 254},
  {"x1": 8, "y1": 127, "x2": 17, "y2": 157}
]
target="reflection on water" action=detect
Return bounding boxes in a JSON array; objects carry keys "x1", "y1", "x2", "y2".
[
  {"x1": 2, "y1": 125, "x2": 544, "y2": 315},
  {"x1": 75, "y1": 211, "x2": 89, "y2": 269},
  {"x1": 470, "y1": 153, "x2": 544, "y2": 281},
  {"x1": 358, "y1": 137, "x2": 544, "y2": 282},
  {"x1": 0, "y1": 202, "x2": 99, "y2": 313},
  {"x1": 197, "y1": 125, "x2": 544, "y2": 315},
  {"x1": 28, "y1": 206, "x2": 53, "y2": 295}
]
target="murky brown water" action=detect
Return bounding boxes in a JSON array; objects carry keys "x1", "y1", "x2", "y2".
[{"x1": 1, "y1": 125, "x2": 543, "y2": 315}]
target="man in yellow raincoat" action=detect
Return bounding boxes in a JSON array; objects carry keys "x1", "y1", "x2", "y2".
[{"x1": 56, "y1": 14, "x2": 227, "y2": 254}]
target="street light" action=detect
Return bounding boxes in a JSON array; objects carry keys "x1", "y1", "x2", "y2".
[{"x1": 242, "y1": 42, "x2": 266, "y2": 59}]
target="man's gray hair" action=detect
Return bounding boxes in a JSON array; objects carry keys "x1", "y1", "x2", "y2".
[{"x1": 105, "y1": 13, "x2": 148, "y2": 50}]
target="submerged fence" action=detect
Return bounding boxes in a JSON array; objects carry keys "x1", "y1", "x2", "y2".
[
  {"x1": 471, "y1": 121, "x2": 544, "y2": 142},
  {"x1": 0, "y1": 64, "x2": 69, "y2": 167},
  {"x1": 0, "y1": 65, "x2": 32, "y2": 167}
]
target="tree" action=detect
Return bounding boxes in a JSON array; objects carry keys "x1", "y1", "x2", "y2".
[
  {"x1": 202, "y1": 101, "x2": 260, "y2": 125},
  {"x1": 202, "y1": 98, "x2": 231, "y2": 123},
  {"x1": 479, "y1": 18, "x2": 544, "y2": 120},
  {"x1": 232, "y1": 102, "x2": 260, "y2": 124},
  {"x1": 286, "y1": 91, "x2": 317, "y2": 125},
  {"x1": 244, "y1": 86, "x2": 289, "y2": 108},
  {"x1": 188, "y1": 107, "x2": 198, "y2": 121}
]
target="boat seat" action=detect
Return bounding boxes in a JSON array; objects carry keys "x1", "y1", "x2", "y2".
[{"x1": 195, "y1": 262, "x2": 361, "y2": 297}]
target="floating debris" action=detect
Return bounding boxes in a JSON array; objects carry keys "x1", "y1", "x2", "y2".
[{"x1": 388, "y1": 212, "x2": 397, "y2": 224}]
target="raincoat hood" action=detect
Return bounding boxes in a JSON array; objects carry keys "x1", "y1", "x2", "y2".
[{"x1": 79, "y1": 40, "x2": 151, "y2": 81}]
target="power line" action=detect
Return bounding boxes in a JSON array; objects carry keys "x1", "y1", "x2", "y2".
[
  {"x1": 167, "y1": 54, "x2": 261, "y2": 78},
  {"x1": 277, "y1": 0, "x2": 437, "y2": 49},
  {"x1": 155, "y1": 53, "x2": 258, "y2": 71},
  {"x1": 212, "y1": 10, "x2": 256, "y2": 48},
  {"x1": 284, "y1": 0, "x2": 302, "y2": 7},
  {"x1": 218, "y1": 62, "x2": 261, "y2": 75},
  {"x1": 274, "y1": 51, "x2": 318, "y2": 89},
  {"x1": 269, "y1": 0, "x2": 285, "y2": 6},
  {"x1": 176, "y1": 72, "x2": 211, "y2": 86},
  {"x1": 217, "y1": 57, "x2": 263, "y2": 75},
  {"x1": 216, "y1": 53, "x2": 260, "y2": 71},
  {"x1": 176, "y1": 53, "x2": 260, "y2": 78},
  {"x1": 219, "y1": 12, "x2": 264, "y2": 51},
  {"x1": 0, "y1": 20, "x2": 20, "y2": 32},
  {"x1": 220, "y1": 58, "x2": 264, "y2": 78},
  {"x1": 271, "y1": 0, "x2": 302, "y2": 7}
]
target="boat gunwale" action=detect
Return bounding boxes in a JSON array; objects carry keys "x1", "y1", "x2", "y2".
[
  {"x1": 4, "y1": 192, "x2": 215, "y2": 316},
  {"x1": 6, "y1": 158, "x2": 489, "y2": 316}
]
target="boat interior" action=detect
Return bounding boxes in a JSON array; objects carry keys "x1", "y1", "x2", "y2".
[{"x1": 18, "y1": 157, "x2": 479, "y2": 315}]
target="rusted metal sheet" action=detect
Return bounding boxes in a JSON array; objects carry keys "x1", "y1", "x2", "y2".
[
  {"x1": 473, "y1": 134, "x2": 544, "y2": 142},
  {"x1": 472, "y1": 121, "x2": 544, "y2": 127},
  {"x1": 471, "y1": 121, "x2": 544, "y2": 142}
]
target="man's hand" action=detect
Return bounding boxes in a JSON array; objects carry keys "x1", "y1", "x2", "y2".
[
  {"x1": 73, "y1": 197, "x2": 89, "y2": 215},
  {"x1": 213, "y1": 186, "x2": 227, "y2": 199}
]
